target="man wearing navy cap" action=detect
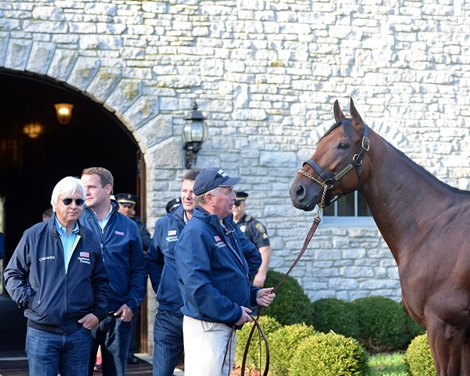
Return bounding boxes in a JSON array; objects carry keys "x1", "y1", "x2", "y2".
[
  {"x1": 175, "y1": 167, "x2": 276, "y2": 376},
  {"x1": 233, "y1": 191, "x2": 272, "y2": 288}
]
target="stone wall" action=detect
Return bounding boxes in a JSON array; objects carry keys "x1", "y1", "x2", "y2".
[{"x1": 1, "y1": 0, "x2": 469, "y2": 353}]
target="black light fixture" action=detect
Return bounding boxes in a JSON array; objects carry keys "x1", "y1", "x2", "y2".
[{"x1": 183, "y1": 102, "x2": 208, "y2": 169}]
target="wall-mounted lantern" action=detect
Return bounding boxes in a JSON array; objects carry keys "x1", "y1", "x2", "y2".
[{"x1": 183, "y1": 102, "x2": 208, "y2": 169}]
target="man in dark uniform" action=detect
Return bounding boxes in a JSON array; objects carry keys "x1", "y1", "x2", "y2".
[
  {"x1": 165, "y1": 197, "x2": 182, "y2": 213},
  {"x1": 115, "y1": 193, "x2": 151, "y2": 253},
  {"x1": 232, "y1": 191, "x2": 272, "y2": 288}
]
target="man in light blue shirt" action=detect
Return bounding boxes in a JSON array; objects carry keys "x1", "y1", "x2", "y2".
[{"x1": 4, "y1": 176, "x2": 108, "y2": 376}]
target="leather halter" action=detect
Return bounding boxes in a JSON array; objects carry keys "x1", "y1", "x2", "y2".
[{"x1": 298, "y1": 118, "x2": 370, "y2": 208}]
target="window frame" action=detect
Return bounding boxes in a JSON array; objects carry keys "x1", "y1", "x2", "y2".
[{"x1": 321, "y1": 191, "x2": 375, "y2": 227}]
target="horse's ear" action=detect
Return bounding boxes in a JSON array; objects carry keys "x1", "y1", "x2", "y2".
[
  {"x1": 349, "y1": 98, "x2": 364, "y2": 126},
  {"x1": 333, "y1": 100, "x2": 346, "y2": 122}
]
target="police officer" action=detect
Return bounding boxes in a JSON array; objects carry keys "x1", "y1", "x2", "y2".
[
  {"x1": 232, "y1": 191, "x2": 272, "y2": 288},
  {"x1": 115, "y1": 193, "x2": 151, "y2": 252},
  {"x1": 165, "y1": 197, "x2": 182, "y2": 213}
]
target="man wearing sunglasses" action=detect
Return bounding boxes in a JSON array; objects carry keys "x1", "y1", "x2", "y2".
[
  {"x1": 80, "y1": 167, "x2": 147, "y2": 376},
  {"x1": 4, "y1": 176, "x2": 108, "y2": 376}
]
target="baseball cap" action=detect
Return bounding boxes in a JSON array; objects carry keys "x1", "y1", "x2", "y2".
[{"x1": 193, "y1": 168, "x2": 241, "y2": 195}]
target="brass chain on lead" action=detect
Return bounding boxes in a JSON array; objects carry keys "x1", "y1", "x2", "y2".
[
  {"x1": 297, "y1": 169, "x2": 329, "y2": 215},
  {"x1": 297, "y1": 169, "x2": 326, "y2": 188}
]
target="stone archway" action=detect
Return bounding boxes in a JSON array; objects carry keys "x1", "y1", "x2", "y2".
[{"x1": 0, "y1": 69, "x2": 145, "y2": 355}]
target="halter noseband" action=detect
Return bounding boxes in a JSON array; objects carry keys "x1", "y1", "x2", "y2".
[{"x1": 297, "y1": 119, "x2": 370, "y2": 209}]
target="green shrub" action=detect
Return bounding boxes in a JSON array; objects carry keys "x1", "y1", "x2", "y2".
[
  {"x1": 289, "y1": 332, "x2": 369, "y2": 376},
  {"x1": 311, "y1": 298, "x2": 360, "y2": 339},
  {"x1": 234, "y1": 315, "x2": 282, "y2": 371},
  {"x1": 269, "y1": 323, "x2": 316, "y2": 376},
  {"x1": 352, "y1": 296, "x2": 412, "y2": 352},
  {"x1": 261, "y1": 270, "x2": 313, "y2": 325},
  {"x1": 404, "y1": 334, "x2": 436, "y2": 376},
  {"x1": 406, "y1": 313, "x2": 426, "y2": 339}
]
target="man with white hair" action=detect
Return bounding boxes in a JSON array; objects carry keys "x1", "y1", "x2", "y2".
[
  {"x1": 175, "y1": 167, "x2": 276, "y2": 376},
  {"x1": 4, "y1": 176, "x2": 108, "y2": 376}
]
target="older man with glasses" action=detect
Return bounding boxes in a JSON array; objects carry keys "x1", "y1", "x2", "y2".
[
  {"x1": 4, "y1": 176, "x2": 109, "y2": 376},
  {"x1": 175, "y1": 168, "x2": 276, "y2": 376}
]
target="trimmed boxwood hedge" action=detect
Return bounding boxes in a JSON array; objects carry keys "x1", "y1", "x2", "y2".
[
  {"x1": 311, "y1": 298, "x2": 360, "y2": 339},
  {"x1": 234, "y1": 315, "x2": 282, "y2": 371},
  {"x1": 352, "y1": 296, "x2": 415, "y2": 352},
  {"x1": 404, "y1": 333, "x2": 436, "y2": 376},
  {"x1": 269, "y1": 323, "x2": 316, "y2": 376},
  {"x1": 261, "y1": 270, "x2": 313, "y2": 325},
  {"x1": 289, "y1": 332, "x2": 369, "y2": 376}
]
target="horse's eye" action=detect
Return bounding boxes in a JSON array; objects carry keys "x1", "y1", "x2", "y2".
[{"x1": 338, "y1": 142, "x2": 350, "y2": 150}]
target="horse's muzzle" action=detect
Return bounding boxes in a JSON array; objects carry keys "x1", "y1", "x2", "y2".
[{"x1": 289, "y1": 181, "x2": 321, "y2": 211}]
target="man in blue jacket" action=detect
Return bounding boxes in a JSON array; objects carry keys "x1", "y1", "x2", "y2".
[
  {"x1": 80, "y1": 167, "x2": 147, "y2": 376},
  {"x1": 146, "y1": 169, "x2": 199, "y2": 376},
  {"x1": 175, "y1": 167, "x2": 276, "y2": 376},
  {"x1": 4, "y1": 176, "x2": 108, "y2": 376}
]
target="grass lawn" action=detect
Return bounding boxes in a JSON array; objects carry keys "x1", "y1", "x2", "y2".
[{"x1": 369, "y1": 352, "x2": 408, "y2": 376}]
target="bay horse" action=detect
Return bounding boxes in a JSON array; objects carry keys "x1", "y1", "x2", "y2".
[{"x1": 289, "y1": 98, "x2": 470, "y2": 376}]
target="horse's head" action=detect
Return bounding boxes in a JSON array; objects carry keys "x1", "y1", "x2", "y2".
[{"x1": 289, "y1": 98, "x2": 370, "y2": 211}]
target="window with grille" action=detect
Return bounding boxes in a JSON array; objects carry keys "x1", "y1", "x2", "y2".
[{"x1": 323, "y1": 191, "x2": 372, "y2": 217}]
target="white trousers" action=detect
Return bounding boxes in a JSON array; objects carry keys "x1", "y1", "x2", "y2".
[{"x1": 183, "y1": 315, "x2": 237, "y2": 376}]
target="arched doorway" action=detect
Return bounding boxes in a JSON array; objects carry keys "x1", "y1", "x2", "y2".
[{"x1": 0, "y1": 69, "x2": 145, "y2": 356}]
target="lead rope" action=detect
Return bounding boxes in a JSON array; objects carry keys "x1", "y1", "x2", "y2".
[{"x1": 236, "y1": 185, "x2": 327, "y2": 376}]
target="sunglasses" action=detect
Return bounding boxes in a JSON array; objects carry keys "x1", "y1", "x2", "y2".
[{"x1": 62, "y1": 198, "x2": 85, "y2": 206}]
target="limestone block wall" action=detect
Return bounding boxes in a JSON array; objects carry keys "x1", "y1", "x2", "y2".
[{"x1": 1, "y1": 0, "x2": 469, "y2": 354}]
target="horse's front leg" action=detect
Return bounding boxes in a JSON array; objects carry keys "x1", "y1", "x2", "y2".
[
  {"x1": 426, "y1": 318, "x2": 463, "y2": 376},
  {"x1": 461, "y1": 342, "x2": 470, "y2": 376}
]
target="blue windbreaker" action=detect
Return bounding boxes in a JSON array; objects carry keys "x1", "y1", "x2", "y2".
[
  {"x1": 4, "y1": 215, "x2": 109, "y2": 334},
  {"x1": 175, "y1": 207, "x2": 261, "y2": 325},
  {"x1": 146, "y1": 204, "x2": 186, "y2": 312},
  {"x1": 80, "y1": 201, "x2": 147, "y2": 312}
]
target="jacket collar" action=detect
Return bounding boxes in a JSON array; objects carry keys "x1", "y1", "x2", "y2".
[{"x1": 193, "y1": 206, "x2": 237, "y2": 232}]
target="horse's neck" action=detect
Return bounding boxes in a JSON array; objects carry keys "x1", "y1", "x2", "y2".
[{"x1": 360, "y1": 130, "x2": 455, "y2": 261}]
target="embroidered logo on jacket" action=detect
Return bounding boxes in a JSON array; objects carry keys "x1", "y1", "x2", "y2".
[
  {"x1": 166, "y1": 229, "x2": 178, "y2": 242},
  {"x1": 115, "y1": 231, "x2": 125, "y2": 236},
  {"x1": 39, "y1": 256, "x2": 55, "y2": 262},
  {"x1": 214, "y1": 236, "x2": 226, "y2": 249},
  {"x1": 78, "y1": 251, "x2": 91, "y2": 265}
]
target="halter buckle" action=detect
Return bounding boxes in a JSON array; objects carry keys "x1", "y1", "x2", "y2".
[
  {"x1": 362, "y1": 136, "x2": 370, "y2": 151},
  {"x1": 352, "y1": 154, "x2": 362, "y2": 166}
]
